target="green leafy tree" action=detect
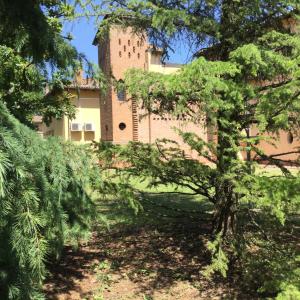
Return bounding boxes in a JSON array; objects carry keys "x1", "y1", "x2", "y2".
[
  {"x1": 0, "y1": 1, "x2": 102, "y2": 298},
  {"x1": 95, "y1": 0, "x2": 300, "y2": 235},
  {"x1": 0, "y1": 0, "x2": 99, "y2": 126},
  {"x1": 93, "y1": 0, "x2": 300, "y2": 294}
]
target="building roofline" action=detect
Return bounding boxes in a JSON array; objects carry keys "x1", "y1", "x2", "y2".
[{"x1": 93, "y1": 14, "x2": 141, "y2": 46}]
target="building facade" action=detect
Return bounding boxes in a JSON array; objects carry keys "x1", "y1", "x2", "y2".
[
  {"x1": 37, "y1": 23, "x2": 300, "y2": 164},
  {"x1": 94, "y1": 26, "x2": 208, "y2": 158},
  {"x1": 37, "y1": 73, "x2": 101, "y2": 143}
]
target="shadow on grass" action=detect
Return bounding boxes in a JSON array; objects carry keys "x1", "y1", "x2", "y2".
[{"x1": 44, "y1": 193, "x2": 254, "y2": 299}]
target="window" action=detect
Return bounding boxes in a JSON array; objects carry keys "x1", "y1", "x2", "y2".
[
  {"x1": 119, "y1": 122, "x2": 126, "y2": 130},
  {"x1": 128, "y1": 52, "x2": 131, "y2": 58},
  {"x1": 119, "y1": 51, "x2": 122, "y2": 57},
  {"x1": 117, "y1": 81, "x2": 126, "y2": 101},
  {"x1": 118, "y1": 39, "x2": 121, "y2": 45},
  {"x1": 117, "y1": 89, "x2": 126, "y2": 101},
  {"x1": 133, "y1": 46, "x2": 136, "y2": 53},
  {"x1": 124, "y1": 45, "x2": 126, "y2": 52},
  {"x1": 128, "y1": 40, "x2": 131, "y2": 46},
  {"x1": 137, "y1": 41, "x2": 140, "y2": 47},
  {"x1": 137, "y1": 53, "x2": 140, "y2": 59}
]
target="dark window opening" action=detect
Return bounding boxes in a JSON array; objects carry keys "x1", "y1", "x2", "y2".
[
  {"x1": 128, "y1": 40, "x2": 131, "y2": 46},
  {"x1": 117, "y1": 80, "x2": 126, "y2": 101},
  {"x1": 118, "y1": 39, "x2": 121, "y2": 45},
  {"x1": 119, "y1": 122, "x2": 126, "y2": 130},
  {"x1": 128, "y1": 52, "x2": 131, "y2": 58},
  {"x1": 117, "y1": 89, "x2": 125, "y2": 101}
]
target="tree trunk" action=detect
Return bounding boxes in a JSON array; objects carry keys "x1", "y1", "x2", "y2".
[
  {"x1": 213, "y1": 113, "x2": 239, "y2": 236},
  {"x1": 213, "y1": 182, "x2": 237, "y2": 236}
]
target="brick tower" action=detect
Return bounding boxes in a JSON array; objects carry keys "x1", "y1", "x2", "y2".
[
  {"x1": 93, "y1": 25, "x2": 148, "y2": 144},
  {"x1": 93, "y1": 24, "x2": 209, "y2": 160}
]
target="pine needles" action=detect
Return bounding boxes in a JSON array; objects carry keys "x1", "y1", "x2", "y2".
[{"x1": 0, "y1": 101, "x2": 97, "y2": 299}]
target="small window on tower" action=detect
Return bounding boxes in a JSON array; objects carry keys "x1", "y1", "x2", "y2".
[
  {"x1": 128, "y1": 52, "x2": 131, "y2": 58},
  {"x1": 137, "y1": 53, "x2": 140, "y2": 59},
  {"x1": 118, "y1": 39, "x2": 121, "y2": 45},
  {"x1": 133, "y1": 46, "x2": 136, "y2": 53},
  {"x1": 137, "y1": 41, "x2": 140, "y2": 47},
  {"x1": 117, "y1": 90, "x2": 125, "y2": 101},
  {"x1": 128, "y1": 40, "x2": 131, "y2": 46},
  {"x1": 119, "y1": 51, "x2": 122, "y2": 57},
  {"x1": 124, "y1": 45, "x2": 126, "y2": 52},
  {"x1": 117, "y1": 80, "x2": 126, "y2": 101}
]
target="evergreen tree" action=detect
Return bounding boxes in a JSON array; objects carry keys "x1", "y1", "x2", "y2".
[
  {"x1": 96, "y1": 0, "x2": 300, "y2": 235},
  {"x1": 0, "y1": 101, "x2": 97, "y2": 299},
  {"x1": 93, "y1": 0, "x2": 300, "y2": 292},
  {"x1": 0, "y1": 1, "x2": 100, "y2": 298}
]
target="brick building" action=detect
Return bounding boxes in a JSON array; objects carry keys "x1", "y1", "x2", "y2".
[
  {"x1": 93, "y1": 24, "x2": 300, "y2": 162},
  {"x1": 93, "y1": 26, "x2": 207, "y2": 158},
  {"x1": 37, "y1": 21, "x2": 300, "y2": 163}
]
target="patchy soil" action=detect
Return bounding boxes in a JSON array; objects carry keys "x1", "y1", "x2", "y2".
[{"x1": 44, "y1": 220, "x2": 254, "y2": 300}]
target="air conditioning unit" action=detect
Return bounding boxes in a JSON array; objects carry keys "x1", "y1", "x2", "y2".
[
  {"x1": 70, "y1": 122, "x2": 82, "y2": 131},
  {"x1": 84, "y1": 123, "x2": 95, "y2": 132}
]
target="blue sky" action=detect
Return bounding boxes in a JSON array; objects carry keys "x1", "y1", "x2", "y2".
[{"x1": 64, "y1": 17, "x2": 192, "y2": 66}]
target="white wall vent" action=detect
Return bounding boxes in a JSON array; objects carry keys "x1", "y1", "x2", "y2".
[
  {"x1": 70, "y1": 123, "x2": 82, "y2": 131},
  {"x1": 84, "y1": 123, "x2": 95, "y2": 132}
]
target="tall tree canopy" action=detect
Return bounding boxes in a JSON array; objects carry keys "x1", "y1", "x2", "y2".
[
  {"x1": 0, "y1": 0, "x2": 96, "y2": 125},
  {"x1": 93, "y1": 0, "x2": 300, "y2": 290},
  {"x1": 96, "y1": 0, "x2": 300, "y2": 233}
]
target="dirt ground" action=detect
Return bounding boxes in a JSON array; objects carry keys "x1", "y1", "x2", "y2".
[
  {"x1": 44, "y1": 220, "x2": 254, "y2": 300},
  {"x1": 43, "y1": 170, "x2": 299, "y2": 300}
]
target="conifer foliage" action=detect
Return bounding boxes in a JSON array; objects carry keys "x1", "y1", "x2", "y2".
[
  {"x1": 0, "y1": 102, "x2": 96, "y2": 299},
  {"x1": 93, "y1": 1, "x2": 300, "y2": 295},
  {"x1": 95, "y1": 0, "x2": 300, "y2": 232},
  {"x1": 0, "y1": 1, "x2": 99, "y2": 298}
]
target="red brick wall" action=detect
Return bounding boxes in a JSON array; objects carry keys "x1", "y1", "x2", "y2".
[
  {"x1": 99, "y1": 31, "x2": 113, "y2": 141},
  {"x1": 98, "y1": 26, "x2": 148, "y2": 143},
  {"x1": 97, "y1": 26, "x2": 209, "y2": 157}
]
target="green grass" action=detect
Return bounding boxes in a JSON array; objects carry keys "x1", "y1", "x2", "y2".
[
  {"x1": 256, "y1": 165, "x2": 299, "y2": 176},
  {"x1": 95, "y1": 171, "x2": 212, "y2": 232},
  {"x1": 95, "y1": 166, "x2": 299, "y2": 233},
  {"x1": 96, "y1": 192, "x2": 212, "y2": 232}
]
